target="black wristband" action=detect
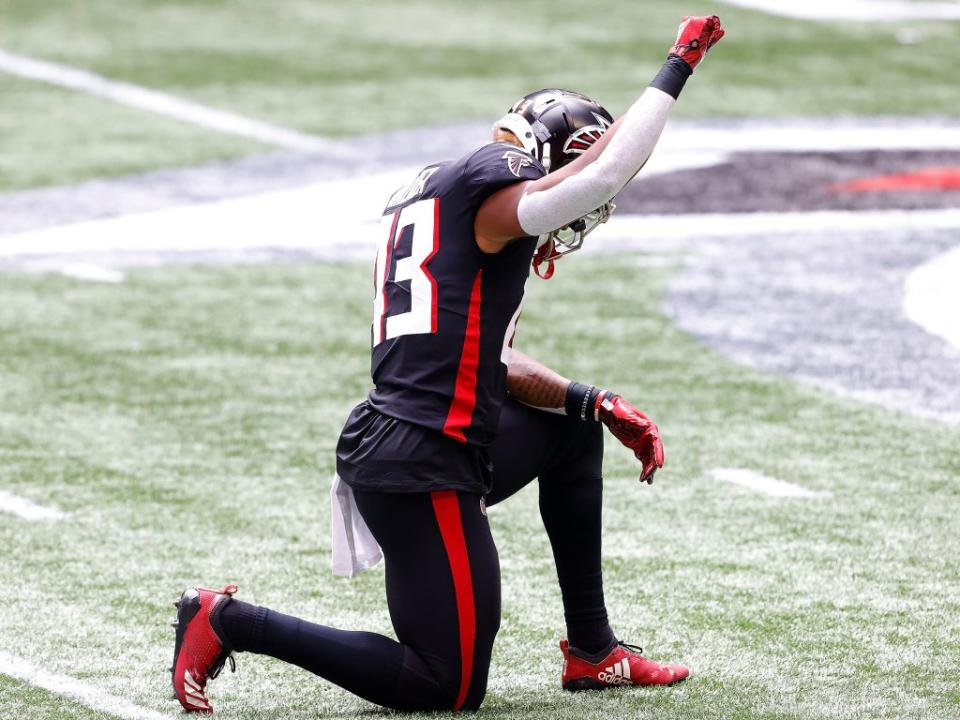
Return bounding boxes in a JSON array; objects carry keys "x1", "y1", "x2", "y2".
[
  {"x1": 565, "y1": 382, "x2": 602, "y2": 422},
  {"x1": 649, "y1": 55, "x2": 693, "y2": 100}
]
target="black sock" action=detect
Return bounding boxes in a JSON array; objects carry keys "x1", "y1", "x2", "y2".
[
  {"x1": 218, "y1": 599, "x2": 267, "y2": 652},
  {"x1": 558, "y1": 571, "x2": 617, "y2": 655},
  {"x1": 539, "y1": 473, "x2": 617, "y2": 656}
]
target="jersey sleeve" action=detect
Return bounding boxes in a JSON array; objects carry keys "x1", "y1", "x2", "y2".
[{"x1": 459, "y1": 142, "x2": 546, "y2": 208}]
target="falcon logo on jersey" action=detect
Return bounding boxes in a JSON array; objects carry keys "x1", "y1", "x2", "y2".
[
  {"x1": 562, "y1": 112, "x2": 612, "y2": 155},
  {"x1": 503, "y1": 150, "x2": 534, "y2": 178}
]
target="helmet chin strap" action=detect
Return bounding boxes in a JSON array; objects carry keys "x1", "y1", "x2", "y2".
[
  {"x1": 533, "y1": 238, "x2": 556, "y2": 279},
  {"x1": 531, "y1": 203, "x2": 615, "y2": 280}
]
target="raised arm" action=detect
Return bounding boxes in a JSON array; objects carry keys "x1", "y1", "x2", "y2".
[
  {"x1": 507, "y1": 349, "x2": 666, "y2": 484},
  {"x1": 475, "y1": 15, "x2": 725, "y2": 251}
]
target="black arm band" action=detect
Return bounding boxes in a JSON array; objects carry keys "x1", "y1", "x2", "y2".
[
  {"x1": 565, "y1": 382, "x2": 602, "y2": 422},
  {"x1": 649, "y1": 55, "x2": 692, "y2": 100}
]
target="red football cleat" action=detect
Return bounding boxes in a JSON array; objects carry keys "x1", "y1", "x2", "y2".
[
  {"x1": 170, "y1": 584, "x2": 238, "y2": 713},
  {"x1": 560, "y1": 639, "x2": 689, "y2": 691}
]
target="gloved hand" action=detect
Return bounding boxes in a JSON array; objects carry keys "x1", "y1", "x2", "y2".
[
  {"x1": 670, "y1": 15, "x2": 725, "y2": 70},
  {"x1": 595, "y1": 392, "x2": 665, "y2": 484}
]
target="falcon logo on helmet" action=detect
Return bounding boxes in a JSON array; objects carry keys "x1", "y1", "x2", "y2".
[
  {"x1": 502, "y1": 150, "x2": 535, "y2": 178},
  {"x1": 492, "y1": 88, "x2": 614, "y2": 173},
  {"x1": 562, "y1": 113, "x2": 612, "y2": 156}
]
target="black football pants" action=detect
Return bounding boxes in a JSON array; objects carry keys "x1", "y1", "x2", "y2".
[{"x1": 220, "y1": 398, "x2": 610, "y2": 711}]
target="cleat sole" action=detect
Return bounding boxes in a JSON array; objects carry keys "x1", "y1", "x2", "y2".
[
  {"x1": 563, "y1": 674, "x2": 689, "y2": 692},
  {"x1": 170, "y1": 589, "x2": 202, "y2": 703}
]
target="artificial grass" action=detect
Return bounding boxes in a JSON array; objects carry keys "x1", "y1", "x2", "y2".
[{"x1": 1, "y1": 257, "x2": 957, "y2": 719}]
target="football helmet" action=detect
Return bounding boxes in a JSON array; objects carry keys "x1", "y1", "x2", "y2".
[
  {"x1": 493, "y1": 89, "x2": 616, "y2": 278},
  {"x1": 493, "y1": 88, "x2": 613, "y2": 173}
]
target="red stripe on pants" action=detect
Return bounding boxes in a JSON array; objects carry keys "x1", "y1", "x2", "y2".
[
  {"x1": 431, "y1": 491, "x2": 475, "y2": 711},
  {"x1": 443, "y1": 270, "x2": 483, "y2": 443}
]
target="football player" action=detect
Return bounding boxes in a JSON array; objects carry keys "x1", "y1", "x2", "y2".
[{"x1": 169, "y1": 15, "x2": 724, "y2": 713}]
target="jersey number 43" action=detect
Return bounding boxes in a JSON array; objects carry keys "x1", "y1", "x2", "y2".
[{"x1": 372, "y1": 198, "x2": 439, "y2": 346}]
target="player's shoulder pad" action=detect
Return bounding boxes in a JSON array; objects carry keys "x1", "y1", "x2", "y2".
[
  {"x1": 383, "y1": 163, "x2": 445, "y2": 212},
  {"x1": 458, "y1": 142, "x2": 546, "y2": 207},
  {"x1": 465, "y1": 141, "x2": 546, "y2": 183}
]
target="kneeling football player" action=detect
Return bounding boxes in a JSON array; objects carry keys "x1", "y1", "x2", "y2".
[{"x1": 169, "y1": 15, "x2": 724, "y2": 713}]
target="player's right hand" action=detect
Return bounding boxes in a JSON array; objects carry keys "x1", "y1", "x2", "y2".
[
  {"x1": 595, "y1": 393, "x2": 665, "y2": 484},
  {"x1": 669, "y1": 15, "x2": 725, "y2": 71}
]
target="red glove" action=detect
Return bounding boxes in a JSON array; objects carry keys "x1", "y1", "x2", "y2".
[
  {"x1": 670, "y1": 15, "x2": 725, "y2": 70},
  {"x1": 595, "y1": 392, "x2": 665, "y2": 484}
]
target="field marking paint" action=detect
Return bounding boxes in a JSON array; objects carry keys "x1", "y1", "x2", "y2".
[
  {"x1": 661, "y1": 119, "x2": 960, "y2": 153},
  {"x1": 904, "y1": 243, "x2": 960, "y2": 352},
  {"x1": 58, "y1": 264, "x2": 126, "y2": 283},
  {"x1": 600, "y1": 208, "x2": 960, "y2": 245},
  {"x1": 3, "y1": 183, "x2": 960, "y2": 266},
  {"x1": 0, "y1": 652, "x2": 171, "y2": 720},
  {"x1": 709, "y1": 468, "x2": 830, "y2": 498},
  {"x1": 0, "y1": 167, "x2": 417, "y2": 261},
  {"x1": 716, "y1": 0, "x2": 960, "y2": 21},
  {"x1": 0, "y1": 490, "x2": 65, "y2": 520},
  {"x1": 0, "y1": 48, "x2": 341, "y2": 154}
]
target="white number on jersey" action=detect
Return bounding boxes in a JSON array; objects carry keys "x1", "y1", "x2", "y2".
[{"x1": 372, "y1": 197, "x2": 439, "y2": 346}]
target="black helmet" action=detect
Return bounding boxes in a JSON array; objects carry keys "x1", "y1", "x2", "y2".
[{"x1": 492, "y1": 88, "x2": 613, "y2": 173}]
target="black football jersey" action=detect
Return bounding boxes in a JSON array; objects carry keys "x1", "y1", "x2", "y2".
[{"x1": 366, "y1": 141, "x2": 546, "y2": 447}]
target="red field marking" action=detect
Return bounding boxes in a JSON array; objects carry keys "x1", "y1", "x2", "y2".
[{"x1": 830, "y1": 167, "x2": 960, "y2": 193}]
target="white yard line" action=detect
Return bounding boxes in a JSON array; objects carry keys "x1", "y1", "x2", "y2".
[
  {"x1": 903, "y1": 243, "x2": 960, "y2": 352},
  {"x1": 599, "y1": 208, "x2": 960, "y2": 246},
  {"x1": 0, "y1": 48, "x2": 340, "y2": 154},
  {"x1": 57, "y1": 264, "x2": 126, "y2": 283},
  {"x1": 0, "y1": 490, "x2": 65, "y2": 520},
  {"x1": 715, "y1": 0, "x2": 960, "y2": 21},
  {"x1": 709, "y1": 468, "x2": 829, "y2": 498},
  {"x1": 0, "y1": 652, "x2": 170, "y2": 720},
  {"x1": 661, "y1": 118, "x2": 960, "y2": 154}
]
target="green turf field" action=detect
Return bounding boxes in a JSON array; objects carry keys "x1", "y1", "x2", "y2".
[
  {"x1": 2, "y1": 1, "x2": 960, "y2": 719},
  {"x1": 2, "y1": 0, "x2": 960, "y2": 190},
  {"x1": 1, "y1": 260, "x2": 958, "y2": 720}
]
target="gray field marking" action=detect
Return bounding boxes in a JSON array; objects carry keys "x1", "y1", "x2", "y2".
[{"x1": 665, "y1": 227, "x2": 960, "y2": 424}]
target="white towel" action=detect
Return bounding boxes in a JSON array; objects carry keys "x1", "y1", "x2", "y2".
[{"x1": 330, "y1": 474, "x2": 383, "y2": 577}]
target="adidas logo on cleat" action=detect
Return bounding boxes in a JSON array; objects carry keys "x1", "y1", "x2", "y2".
[
  {"x1": 597, "y1": 658, "x2": 632, "y2": 685},
  {"x1": 182, "y1": 670, "x2": 211, "y2": 711}
]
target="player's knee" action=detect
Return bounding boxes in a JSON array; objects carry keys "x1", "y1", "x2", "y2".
[{"x1": 402, "y1": 650, "x2": 491, "y2": 712}]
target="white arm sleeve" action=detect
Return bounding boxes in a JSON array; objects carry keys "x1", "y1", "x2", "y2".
[{"x1": 516, "y1": 87, "x2": 676, "y2": 236}]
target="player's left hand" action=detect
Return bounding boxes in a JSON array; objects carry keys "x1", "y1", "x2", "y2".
[{"x1": 596, "y1": 393, "x2": 664, "y2": 484}]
